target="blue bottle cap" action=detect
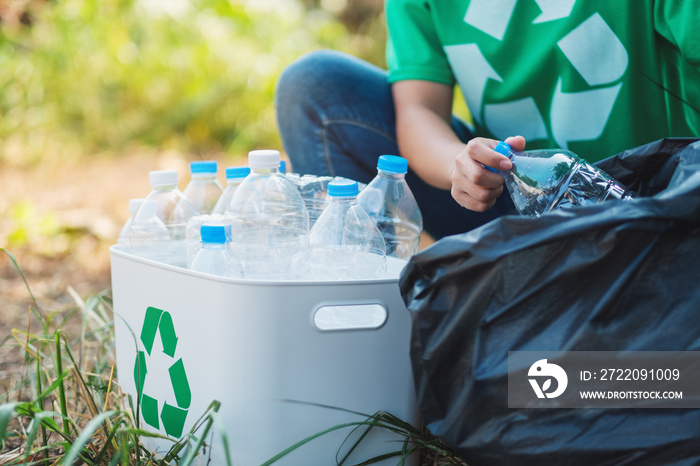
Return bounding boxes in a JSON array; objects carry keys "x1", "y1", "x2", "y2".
[
  {"x1": 200, "y1": 224, "x2": 230, "y2": 244},
  {"x1": 493, "y1": 141, "x2": 512, "y2": 156},
  {"x1": 190, "y1": 161, "x2": 218, "y2": 174},
  {"x1": 328, "y1": 179, "x2": 359, "y2": 197},
  {"x1": 377, "y1": 155, "x2": 408, "y2": 174},
  {"x1": 279, "y1": 160, "x2": 286, "y2": 173},
  {"x1": 225, "y1": 166, "x2": 251, "y2": 179}
]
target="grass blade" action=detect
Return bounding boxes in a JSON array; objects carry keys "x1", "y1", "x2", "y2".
[
  {"x1": 162, "y1": 400, "x2": 221, "y2": 462},
  {"x1": 209, "y1": 410, "x2": 232, "y2": 466},
  {"x1": 119, "y1": 428, "x2": 130, "y2": 466},
  {"x1": 260, "y1": 421, "x2": 369, "y2": 466},
  {"x1": 178, "y1": 401, "x2": 223, "y2": 466},
  {"x1": 34, "y1": 369, "x2": 71, "y2": 403},
  {"x1": 91, "y1": 418, "x2": 127, "y2": 464},
  {"x1": 62, "y1": 410, "x2": 116, "y2": 465},
  {"x1": 0, "y1": 403, "x2": 19, "y2": 445},
  {"x1": 35, "y1": 348, "x2": 50, "y2": 466},
  {"x1": 24, "y1": 411, "x2": 55, "y2": 464},
  {"x1": 54, "y1": 331, "x2": 71, "y2": 438},
  {"x1": 13, "y1": 403, "x2": 65, "y2": 436},
  {"x1": 0, "y1": 248, "x2": 42, "y2": 316}
]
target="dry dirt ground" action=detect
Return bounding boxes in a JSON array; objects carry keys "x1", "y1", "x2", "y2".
[{"x1": 0, "y1": 152, "x2": 202, "y2": 302}]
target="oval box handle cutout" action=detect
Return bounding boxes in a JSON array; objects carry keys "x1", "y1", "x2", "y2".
[{"x1": 313, "y1": 304, "x2": 387, "y2": 331}]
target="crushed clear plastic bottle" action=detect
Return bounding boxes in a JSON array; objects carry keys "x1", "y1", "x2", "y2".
[
  {"x1": 284, "y1": 173, "x2": 333, "y2": 227},
  {"x1": 493, "y1": 141, "x2": 636, "y2": 217},
  {"x1": 129, "y1": 170, "x2": 198, "y2": 267},
  {"x1": 190, "y1": 223, "x2": 243, "y2": 278},
  {"x1": 308, "y1": 179, "x2": 386, "y2": 280},
  {"x1": 357, "y1": 155, "x2": 423, "y2": 259},
  {"x1": 183, "y1": 161, "x2": 223, "y2": 215},
  {"x1": 226, "y1": 150, "x2": 310, "y2": 279},
  {"x1": 117, "y1": 198, "x2": 143, "y2": 252}
]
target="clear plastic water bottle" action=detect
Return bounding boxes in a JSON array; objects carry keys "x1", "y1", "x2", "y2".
[
  {"x1": 129, "y1": 170, "x2": 198, "y2": 267},
  {"x1": 190, "y1": 223, "x2": 243, "y2": 278},
  {"x1": 226, "y1": 150, "x2": 310, "y2": 279},
  {"x1": 184, "y1": 166, "x2": 250, "y2": 268},
  {"x1": 493, "y1": 141, "x2": 636, "y2": 217},
  {"x1": 309, "y1": 179, "x2": 386, "y2": 280},
  {"x1": 357, "y1": 155, "x2": 423, "y2": 260},
  {"x1": 183, "y1": 161, "x2": 223, "y2": 215},
  {"x1": 117, "y1": 198, "x2": 143, "y2": 252},
  {"x1": 211, "y1": 166, "x2": 251, "y2": 216},
  {"x1": 184, "y1": 213, "x2": 230, "y2": 268}
]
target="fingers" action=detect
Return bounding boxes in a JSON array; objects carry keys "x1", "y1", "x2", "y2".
[
  {"x1": 450, "y1": 136, "x2": 525, "y2": 212},
  {"x1": 451, "y1": 177, "x2": 503, "y2": 211},
  {"x1": 504, "y1": 135, "x2": 526, "y2": 152},
  {"x1": 451, "y1": 139, "x2": 504, "y2": 211},
  {"x1": 466, "y1": 138, "x2": 514, "y2": 172}
]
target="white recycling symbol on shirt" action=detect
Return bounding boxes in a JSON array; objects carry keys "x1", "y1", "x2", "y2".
[{"x1": 445, "y1": 0, "x2": 628, "y2": 149}]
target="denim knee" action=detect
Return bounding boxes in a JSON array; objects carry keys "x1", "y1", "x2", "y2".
[{"x1": 275, "y1": 50, "x2": 360, "y2": 111}]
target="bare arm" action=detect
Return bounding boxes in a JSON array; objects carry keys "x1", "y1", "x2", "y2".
[
  {"x1": 392, "y1": 80, "x2": 462, "y2": 190},
  {"x1": 392, "y1": 79, "x2": 523, "y2": 211}
]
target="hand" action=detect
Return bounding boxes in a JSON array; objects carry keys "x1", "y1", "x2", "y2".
[{"x1": 451, "y1": 135, "x2": 526, "y2": 211}]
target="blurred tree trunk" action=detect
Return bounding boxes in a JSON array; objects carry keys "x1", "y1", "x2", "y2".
[
  {"x1": 0, "y1": 0, "x2": 48, "y2": 27},
  {"x1": 339, "y1": 0, "x2": 383, "y2": 32},
  {"x1": 302, "y1": 0, "x2": 383, "y2": 32}
]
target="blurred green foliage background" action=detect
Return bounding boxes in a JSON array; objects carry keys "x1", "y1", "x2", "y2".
[
  {"x1": 0, "y1": 0, "x2": 386, "y2": 167},
  {"x1": 0, "y1": 0, "x2": 387, "y2": 258}
]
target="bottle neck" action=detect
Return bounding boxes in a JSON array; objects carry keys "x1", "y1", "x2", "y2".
[
  {"x1": 202, "y1": 242, "x2": 227, "y2": 249},
  {"x1": 499, "y1": 148, "x2": 516, "y2": 162},
  {"x1": 250, "y1": 167, "x2": 279, "y2": 176},
  {"x1": 378, "y1": 169, "x2": 406, "y2": 181},
  {"x1": 494, "y1": 141, "x2": 518, "y2": 162},
  {"x1": 226, "y1": 177, "x2": 245, "y2": 186},
  {"x1": 328, "y1": 195, "x2": 357, "y2": 205},
  {"x1": 151, "y1": 184, "x2": 177, "y2": 192},
  {"x1": 191, "y1": 173, "x2": 217, "y2": 180}
]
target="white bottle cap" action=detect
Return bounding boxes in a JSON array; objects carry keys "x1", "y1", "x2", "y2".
[
  {"x1": 248, "y1": 150, "x2": 280, "y2": 170},
  {"x1": 149, "y1": 170, "x2": 178, "y2": 187}
]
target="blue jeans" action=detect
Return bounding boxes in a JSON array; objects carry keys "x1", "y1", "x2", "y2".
[{"x1": 274, "y1": 50, "x2": 514, "y2": 239}]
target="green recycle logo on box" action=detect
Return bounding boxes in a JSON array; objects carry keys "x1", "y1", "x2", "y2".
[{"x1": 134, "y1": 306, "x2": 191, "y2": 438}]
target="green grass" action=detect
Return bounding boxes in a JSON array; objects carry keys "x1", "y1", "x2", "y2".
[
  {"x1": 0, "y1": 247, "x2": 467, "y2": 465},
  {"x1": 0, "y1": 246, "x2": 230, "y2": 465}
]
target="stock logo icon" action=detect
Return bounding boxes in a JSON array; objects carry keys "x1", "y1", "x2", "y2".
[{"x1": 528, "y1": 359, "x2": 568, "y2": 399}]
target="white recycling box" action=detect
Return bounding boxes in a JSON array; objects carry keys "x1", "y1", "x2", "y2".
[{"x1": 110, "y1": 245, "x2": 420, "y2": 465}]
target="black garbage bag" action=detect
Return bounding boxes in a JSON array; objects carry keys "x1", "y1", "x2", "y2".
[{"x1": 399, "y1": 138, "x2": 700, "y2": 465}]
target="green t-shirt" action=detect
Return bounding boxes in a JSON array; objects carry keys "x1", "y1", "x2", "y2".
[{"x1": 385, "y1": 0, "x2": 700, "y2": 162}]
